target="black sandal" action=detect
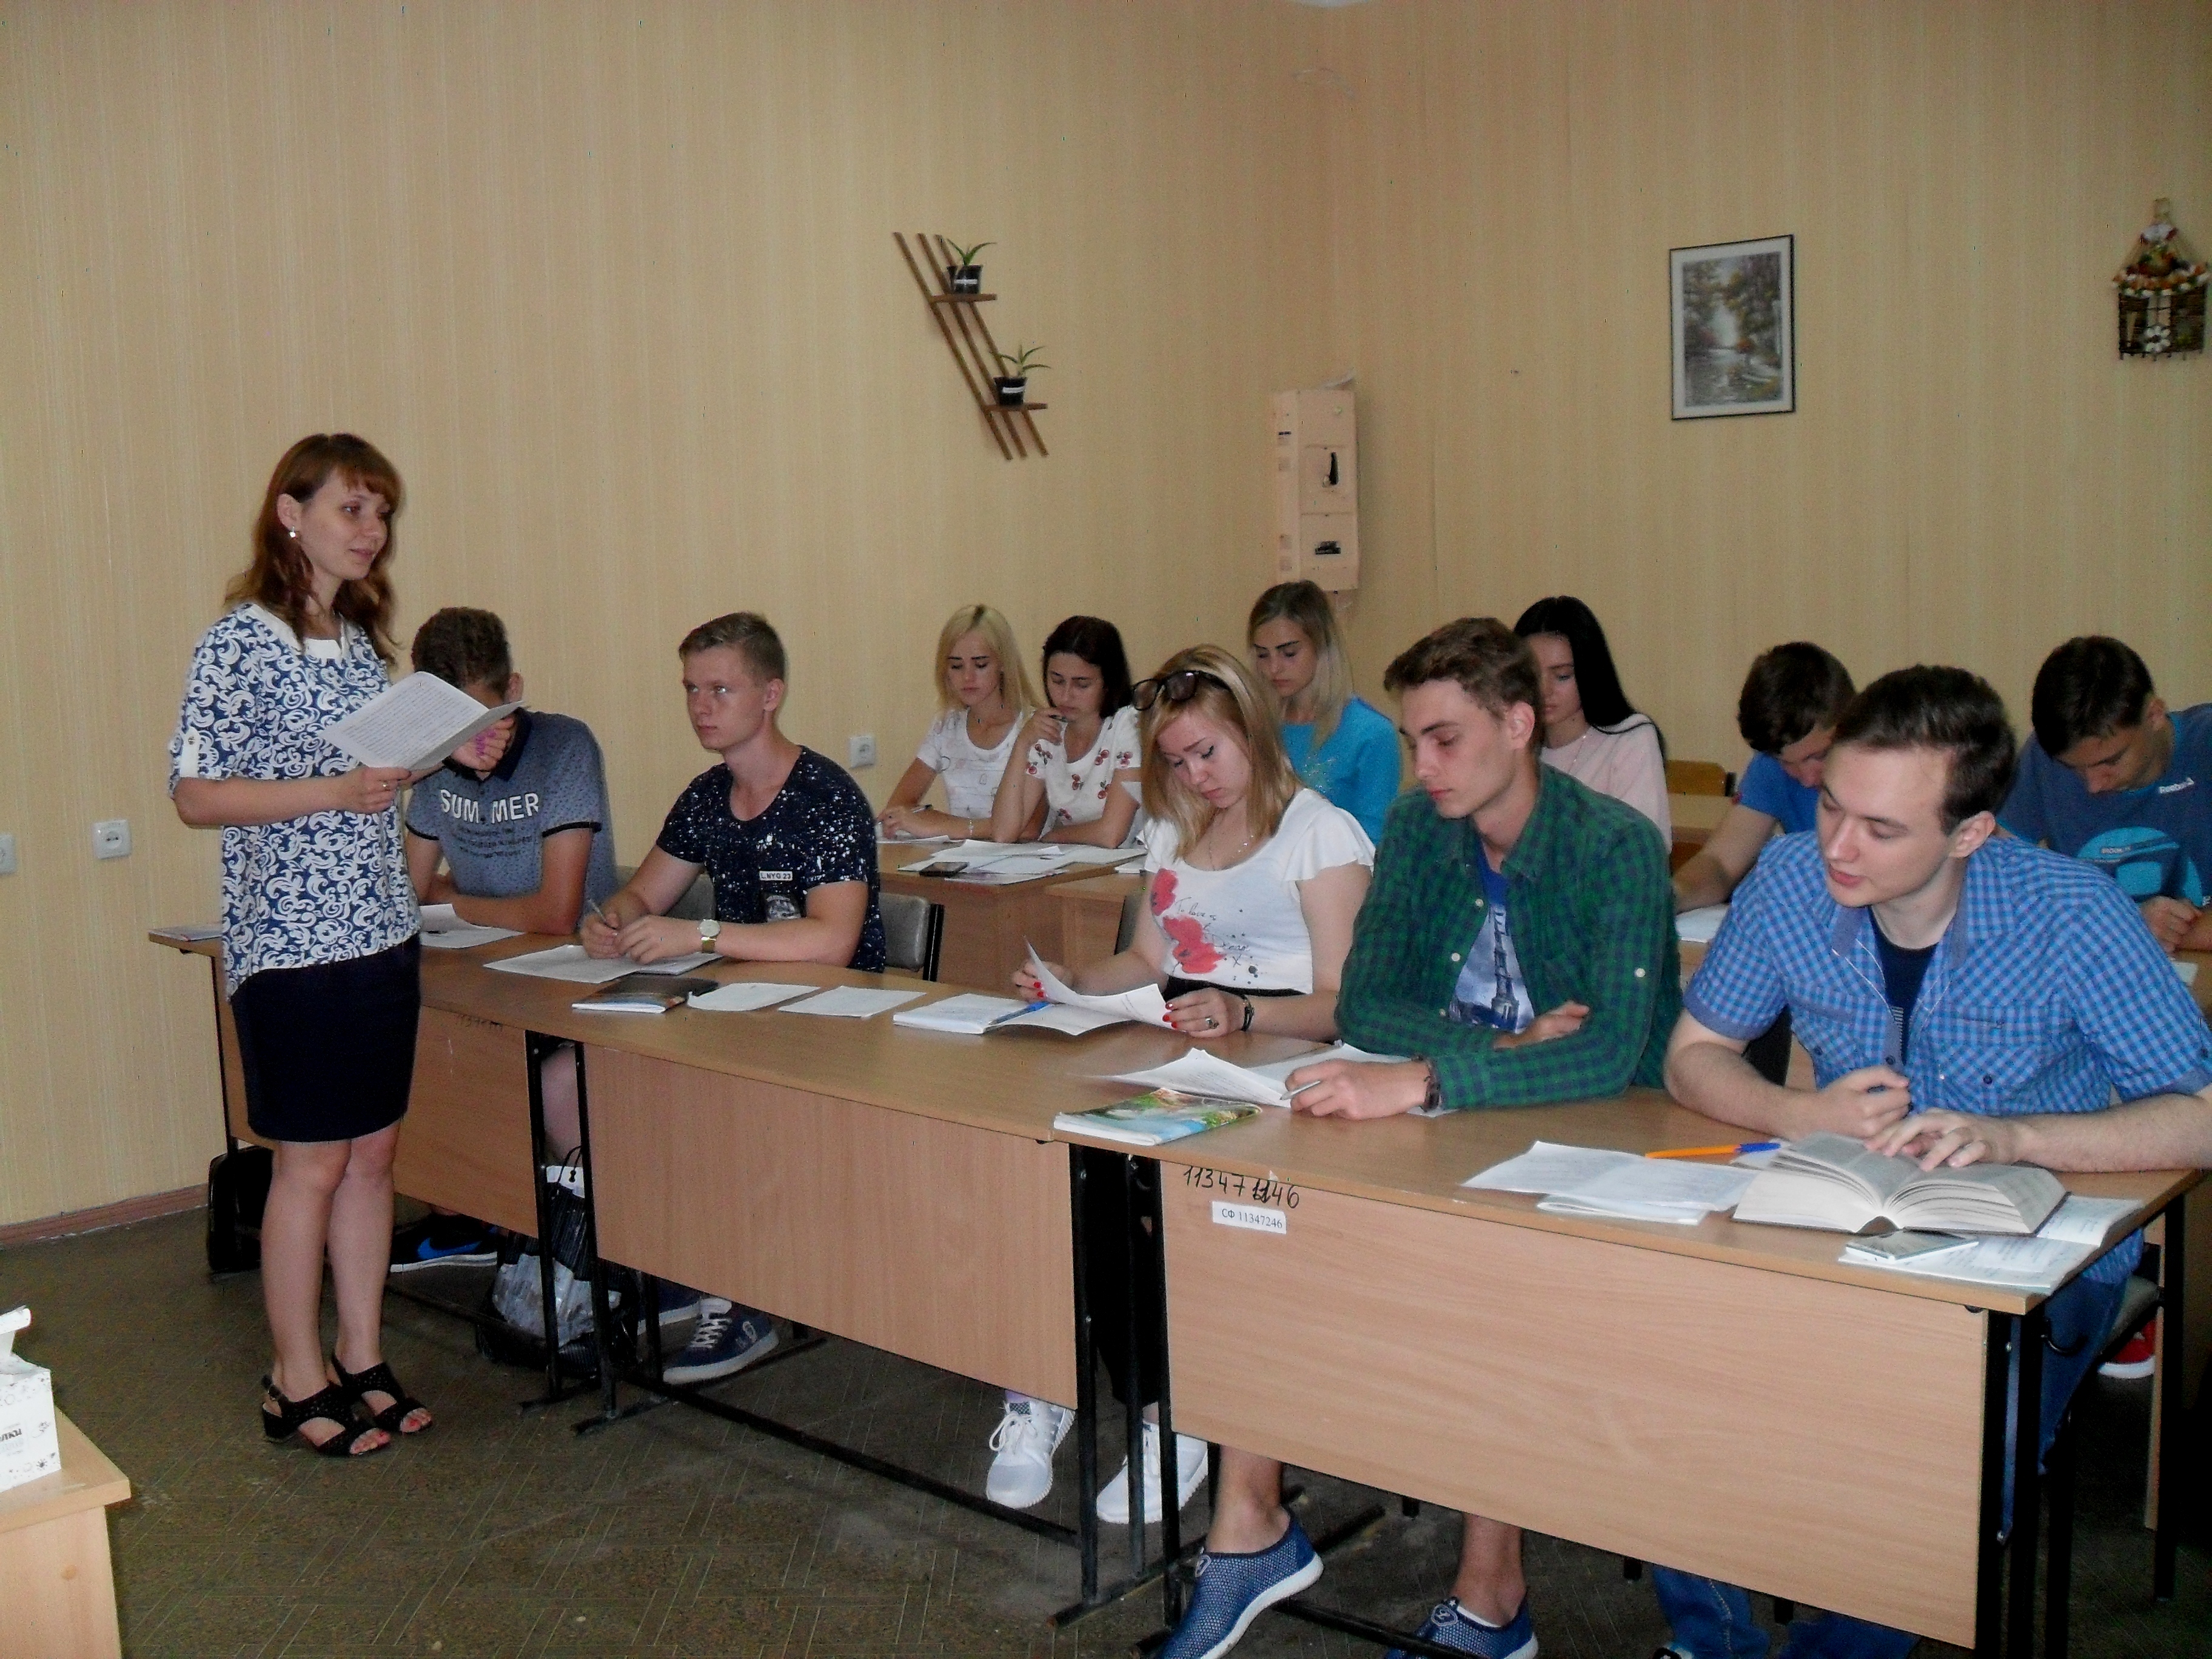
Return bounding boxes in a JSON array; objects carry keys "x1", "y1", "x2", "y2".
[
  {"x1": 333, "y1": 1356, "x2": 432, "y2": 1435},
  {"x1": 261, "y1": 1376, "x2": 386, "y2": 1457}
]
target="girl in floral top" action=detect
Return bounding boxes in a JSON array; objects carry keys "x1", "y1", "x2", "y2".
[
  {"x1": 987, "y1": 614, "x2": 1144, "y2": 846},
  {"x1": 170, "y1": 434, "x2": 432, "y2": 1459}
]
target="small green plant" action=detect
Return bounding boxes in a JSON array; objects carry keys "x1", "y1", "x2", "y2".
[
  {"x1": 994, "y1": 343, "x2": 1050, "y2": 378},
  {"x1": 945, "y1": 238, "x2": 994, "y2": 269}
]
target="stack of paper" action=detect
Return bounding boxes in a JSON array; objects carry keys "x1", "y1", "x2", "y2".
[
  {"x1": 1026, "y1": 951, "x2": 1171, "y2": 1031},
  {"x1": 893, "y1": 994, "x2": 1035, "y2": 1034},
  {"x1": 782, "y1": 986, "x2": 927, "y2": 1019},
  {"x1": 1111, "y1": 1043, "x2": 1409, "y2": 1107},
  {"x1": 1840, "y1": 1193, "x2": 2140, "y2": 1291},
  {"x1": 417, "y1": 902, "x2": 524, "y2": 951},
  {"x1": 900, "y1": 840, "x2": 1142, "y2": 884},
  {"x1": 1463, "y1": 1141, "x2": 1758, "y2": 1225},
  {"x1": 686, "y1": 982, "x2": 814, "y2": 1013},
  {"x1": 486, "y1": 945, "x2": 719, "y2": 985}
]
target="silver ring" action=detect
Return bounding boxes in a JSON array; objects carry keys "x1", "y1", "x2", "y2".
[{"x1": 1207, "y1": 1016, "x2": 1217, "y2": 1028}]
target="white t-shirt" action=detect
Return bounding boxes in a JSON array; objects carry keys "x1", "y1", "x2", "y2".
[
  {"x1": 914, "y1": 707, "x2": 1023, "y2": 820},
  {"x1": 1541, "y1": 716, "x2": 1671, "y2": 839},
  {"x1": 1139, "y1": 789, "x2": 1374, "y2": 993},
  {"x1": 1022, "y1": 705, "x2": 1143, "y2": 840}
]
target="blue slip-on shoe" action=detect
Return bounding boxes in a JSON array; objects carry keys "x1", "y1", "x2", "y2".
[
  {"x1": 1385, "y1": 1597, "x2": 1538, "y2": 1659},
  {"x1": 389, "y1": 1215, "x2": 498, "y2": 1273},
  {"x1": 1158, "y1": 1513, "x2": 1322, "y2": 1659},
  {"x1": 662, "y1": 1299, "x2": 777, "y2": 1384}
]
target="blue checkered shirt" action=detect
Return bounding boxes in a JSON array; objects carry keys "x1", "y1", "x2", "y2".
[{"x1": 1687, "y1": 833, "x2": 2212, "y2": 1285}]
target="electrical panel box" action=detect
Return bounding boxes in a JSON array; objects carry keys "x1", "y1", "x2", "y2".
[{"x1": 1272, "y1": 388, "x2": 1359, "y2": 590}]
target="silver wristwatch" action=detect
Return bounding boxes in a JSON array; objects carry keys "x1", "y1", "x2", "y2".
[{"x1": 699, "y1": 917, "x2": 722, "y2": 951}]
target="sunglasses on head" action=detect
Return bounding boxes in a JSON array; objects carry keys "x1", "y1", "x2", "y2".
[{"x1": 1131, "y1": 668, "x2": 1229, "y2": 712}]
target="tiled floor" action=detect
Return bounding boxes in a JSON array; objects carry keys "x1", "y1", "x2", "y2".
[{"x1": 2, "y1": 1210, "x2": 2206, "y2": 1657}]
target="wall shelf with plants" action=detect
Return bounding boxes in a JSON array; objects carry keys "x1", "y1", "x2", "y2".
[{"x1": 894, "y1": 232, "x2": 1049, "y2": 460}]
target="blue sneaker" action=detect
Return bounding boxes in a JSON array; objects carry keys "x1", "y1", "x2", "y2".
[
  {"x1": 654, "y1": 1280, "x2": 704, "y2": 1325},
  {"x1": 389, "y1": 1215, "x2": 497, "y2": 1273},
  {"x1": 1158, "y1": 1513, "x2": 1322, "y2": 1659},
  {"x1": 662, "y1": 1299, "x2": 777, "y2": 1384},
  {"x1": 1385, "y1": 1597, "x2": 1537, "y2": 1659}
]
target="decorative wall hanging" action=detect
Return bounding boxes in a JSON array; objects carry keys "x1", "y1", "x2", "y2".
[
  {"x1": 1670, "y1": 235, "x2": 1795, "y2": 419},
  {"x1": 893, "y1": 232, "x2": 1048, "y2": 460},
  {"x1": 2114, "y1": 200, "x2": 2206, "y2": 359}
]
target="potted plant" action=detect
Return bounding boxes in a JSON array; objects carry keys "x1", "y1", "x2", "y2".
[
  {"x1": 944, "y1": 239, "x2": 992, "y2": 294},
  {"x1": 993, "y1": 343, "x2": 1048, "y2": 406}
]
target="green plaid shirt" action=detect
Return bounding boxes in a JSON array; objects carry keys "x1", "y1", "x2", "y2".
[{"x1": 1339, "y1": 766, "x2": 1681, "y2": 1107}]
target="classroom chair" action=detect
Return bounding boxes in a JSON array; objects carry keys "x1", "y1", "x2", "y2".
[
  {"x1": 878, "y1": 893, "x2": 945, "y2": 981},
  {"x1": 1666, "y1": 759, "x2": 1735, "y2": 797}
]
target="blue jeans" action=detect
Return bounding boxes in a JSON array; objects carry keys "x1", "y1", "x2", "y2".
[{"x1": 1651, "y1": 1269, "x2": 2129, "y2": 1659}]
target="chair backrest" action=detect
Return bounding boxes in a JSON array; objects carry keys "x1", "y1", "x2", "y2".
[
  {"x1": 611, "y1": 864, "x2": 717, "y2": 923},
  {"x1": 1113, "y1": 890, "x2": 1145, "y2": 954},
  {"x1": 1666, "y1": 759, "x2": 1732, "y2": 797},
  {"x1": 879, "y1": 893, "x2": 945, "y2": 981}
]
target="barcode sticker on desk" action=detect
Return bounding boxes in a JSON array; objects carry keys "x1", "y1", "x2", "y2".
[{"x1": 1212, "y1": 1201, "x2": 1287, "y2": 1236}]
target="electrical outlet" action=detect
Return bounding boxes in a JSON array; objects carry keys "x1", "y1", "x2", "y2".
[
  {"x1": 92, "y1": 819, "x2": 131, "y2": 860},
  {"x1": 847, "y1": 734, "x2": 877, "y2": 769},
  {"x1": 0, "y1": 833, "x2": 15, "y2": 876}
]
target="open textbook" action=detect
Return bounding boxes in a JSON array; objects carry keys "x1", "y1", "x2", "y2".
[
  {"x1": 1840, "y1": 1195, "x2": 2141, "y2": 1292},
  {"x1": 1111, "y1": 1043, "x2": 1409, "y2": 1108},
  {"x1": 323, "y1": 673, "x2": 520, "y2": 773},
  {"x1": 1732, "y1": 1131, "x2": 2065, "y2": 1236},
  {"x1": 1463, "y1": 1141, "x2": 1758, "y2": 1225}
]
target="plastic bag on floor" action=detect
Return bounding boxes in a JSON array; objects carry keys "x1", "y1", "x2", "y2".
[{"x1": 491, "y1": 1252, "x2": 596, "y2": 1348}]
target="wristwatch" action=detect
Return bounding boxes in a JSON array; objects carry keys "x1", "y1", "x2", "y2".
[
  {"x1": 699, "y1": 917, "x2": 722, "y2": 952},
  {"x1": 1421, "y1": 1059, "x2": 1443, "y2": 1113}
]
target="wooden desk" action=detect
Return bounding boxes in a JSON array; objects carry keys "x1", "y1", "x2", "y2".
[
  {"x1": 877, "y1": 847, "x2": 1136, "y2": 991},
  {"x1": 1668, "y1": 790, "x2": 1732, "y2": 873},
  {"x1": 0, "y1": 1412, "x2": 130, "y2": 1659},
  {"x1": 1060, "y1": 1093, "x2": 2196, "y2": 1649},
  {"x1": 1055, "y1": 872, "x2": 1144, "y2": 967}
]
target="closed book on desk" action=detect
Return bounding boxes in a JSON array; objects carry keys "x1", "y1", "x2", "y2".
[
  {"x1": 572, "y1": 975, "x2": 720, "y2": 1013},
  {"x1": 1734, "y1": 1132, "x2": 2064, "y2": 1235},
  {"x1": 1052, "y1": 1090, "x2": 1259, "y2": 1147}
]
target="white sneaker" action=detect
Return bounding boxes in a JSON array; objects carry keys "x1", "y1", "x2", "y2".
[
  {"x1": 1096, "y1": 1424, "x2": 1208, "y2": 1525},
  {"x1": 985, "y1": 1397, "x2": 1074, "y2": 1509}
]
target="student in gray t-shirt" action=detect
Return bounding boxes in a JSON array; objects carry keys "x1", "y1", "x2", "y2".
[{"x1": 392, "y1": 608, "x2": 622, "y2": 1277}]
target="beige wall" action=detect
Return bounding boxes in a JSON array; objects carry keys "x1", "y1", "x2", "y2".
[
  {"x1": 1319, "y1": 0, "x2": 2211, "y2": 765},
  {"x1": 3, "y1": 1, "x2": 2208, "y2": 1225},
  {"x1": 0, "y1": 0, "x2": 1332, "y2": 1224}
]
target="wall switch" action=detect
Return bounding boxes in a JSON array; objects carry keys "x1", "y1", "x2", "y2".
[
  {"x1": 847, "y1": 734, "x2": 877, "y2": 769},
  {"x1": 92, "y1": 819, "x2": 131, "y2": 860},
  {"x1": 0, "y1": 833, "x2": 15, "y2": 876}
]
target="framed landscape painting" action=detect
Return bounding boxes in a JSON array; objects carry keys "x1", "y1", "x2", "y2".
[{"x1": 1671, "y1": 234, "x2": 1794, "y2": 418}]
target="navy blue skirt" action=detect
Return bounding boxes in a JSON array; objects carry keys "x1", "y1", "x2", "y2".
[{"x1": 231, "y1": 937, "x2": 421, "y2": 1143}]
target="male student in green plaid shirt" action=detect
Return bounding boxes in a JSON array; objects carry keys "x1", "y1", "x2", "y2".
[{"x1": 1275, "y1": 615, "x2": 1679, "y2": 1659}]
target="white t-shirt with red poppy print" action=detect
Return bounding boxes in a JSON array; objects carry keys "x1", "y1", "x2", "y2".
[{"x1": 1139, "y1": 788, "x2": 1374, "y2": 992}]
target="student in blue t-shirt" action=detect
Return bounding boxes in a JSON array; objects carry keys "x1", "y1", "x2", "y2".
[
  {"x1": 2001, "y1": 635, "x2": 2212, "y2": 954},
  {"x1": 1247, "y1": 580, "x2": 1400, "y2": 842},
  {"x1": 395, "y1": 608, "x2": 621, "y2": 1275},
  {"x1": 1672, "y1": 642, "x2": 1855, "y2": 911}
]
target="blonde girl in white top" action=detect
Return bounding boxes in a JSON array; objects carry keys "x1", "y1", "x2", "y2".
[{"x1": 879, "y1": 605, "x2": 1039, "y2": 841}]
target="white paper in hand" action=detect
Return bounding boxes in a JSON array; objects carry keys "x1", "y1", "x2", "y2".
[
  {"x1": 324, "y1": 673, "x2": 520, "y2": 772},
  {"x1": 1028, "y1": 947, "x2": 1170, "y2": 1027}
]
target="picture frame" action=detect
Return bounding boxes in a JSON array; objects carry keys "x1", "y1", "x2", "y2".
[{"x1": 1670, "y1": 234, "x2": 1795, "y2": 419}]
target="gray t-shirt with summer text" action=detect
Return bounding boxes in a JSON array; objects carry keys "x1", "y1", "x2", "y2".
[{"x1": 405, "y1": 710, "x2": 620, "y2": 907}]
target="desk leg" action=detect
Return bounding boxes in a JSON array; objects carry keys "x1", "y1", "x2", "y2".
[
  {"x1": 2007, "y1": 1306, "x2": 2046, "y2": 1659},
  {"x1": 571, "y1": 1041, "x2": 624, "y2": 1426},
  {"x1": 2154, "y1": 1195, "x2": 2184, "y2": 1601},
  {"x1": 1070, "y1": 1148, "x2": 1102, "y2": 1609},
  {"x1": 1139, "y1": 1154, "x2": 1186, "y2": 1626},
  {"x1": 1122, "y1": 1155, "x2": 1148, "y2": 1587},
  {"x1": 1976, "y1": 1313, "x2": 2011, "y2": 1659}
]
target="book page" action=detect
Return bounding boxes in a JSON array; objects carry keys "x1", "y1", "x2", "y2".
[
  {"x1": 782, "y1": 986, "x2": 927, "y2": 1019},
  {"x1": 1891, "y1": 1161, "x2": 2065, "y2": 1234},
  {"x1": 891, "y1": 993, "x2": 1031, "y2": 1033},
  {"x1": 1843, "y1": 1233, "x2": 2093, "y2": 1292},
  {"x1": 323, "y1": 674, "x2": 520, "y2": 772},
  {"x1": 1027, "y1": 948, "x2": 1171, "y2": 1027},
  {"x1": 686, "y1": 982, "x2": 814, "y2": 1012},
  {"x1": 1464, "y1": 1142, "x2": 1641, "y2": 1194},
  {"x1": 1112, "y1": 1049, "x2": 1294, "y2": 1107},
  {"x1": 2034, "y1": 1193, "x2": 2139, "y2": 1247}
]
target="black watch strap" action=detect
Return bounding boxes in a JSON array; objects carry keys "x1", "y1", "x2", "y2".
[
  {"x1": 1239, "y1": 996, "x2": 1255, "y2": 1033},
  {"x1": 1422, "y1": 1060, "x2": 1443, "y2": 1112}
]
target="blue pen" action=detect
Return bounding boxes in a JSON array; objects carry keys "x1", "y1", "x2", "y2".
[
  {"x1": 1646, "y1": 1139, "x2": 1781, "y2": 1160},
  {"x1": 988, "y1": 999, "x2": 1054, "y2": 1028}
]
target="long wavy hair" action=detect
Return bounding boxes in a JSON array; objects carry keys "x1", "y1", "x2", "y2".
[
  {"x1": 226, "y1": 434, "x2": 404, "y2": 662},
  {"x1": 1138, "y1": 645, "x2": 1299, "y2": 854},
  {"x1": 1247, "y1": 580, "x2": 1354, "y2": 748},
  {"x1": 934, "y1": 604, "x2": 1040, "y2": 717}
]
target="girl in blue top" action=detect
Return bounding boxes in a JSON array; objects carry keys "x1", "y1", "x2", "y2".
[{"x1": 1246, "y1": 580, "x2": 1400, "y2": 842}]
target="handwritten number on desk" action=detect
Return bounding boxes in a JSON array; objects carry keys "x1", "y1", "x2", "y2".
[{"x1": 1184, "y1": 1166, "x2": 1299, "y2": 1208}]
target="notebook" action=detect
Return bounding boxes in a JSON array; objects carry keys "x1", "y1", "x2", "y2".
[{"x1": 571, "y1": 975, "x2": 720, "y2": 1013}]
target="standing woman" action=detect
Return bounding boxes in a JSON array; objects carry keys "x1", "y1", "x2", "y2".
[
  {"x1": 877, "y1": 605, "x2": 1039, "y2": 841},
  {"x1": 1513, "y1": 594, "x2": 1671, "y2": 841},
  {"x1": 989, "y1": 615, "x2": 1144, "y2": 846},
  {"x1": 1247, "y1": 580, "x2": 1400, "y2": 842},
  {"x1": 170, "y1": 434, "x2": 432, "y2": 1456}
]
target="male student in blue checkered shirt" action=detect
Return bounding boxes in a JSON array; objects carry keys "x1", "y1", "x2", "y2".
[{"x1": 1654, "y1": 665, "x2": 2212, "y2": 1659}]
